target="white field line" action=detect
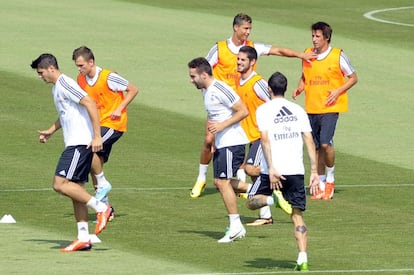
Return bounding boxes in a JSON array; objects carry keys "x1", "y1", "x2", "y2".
[
  {"x1": 0, "y1": 183, "x2": 413, "y2": 192},
  {"x1": 363, "y1": 6, "x2": 414, "y2": 27},
  {"x1": 177, "y1": 268, "x2": 414, "y2": 275}
]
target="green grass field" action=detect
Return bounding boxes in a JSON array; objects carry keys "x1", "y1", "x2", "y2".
[{"x1": 1, "y1": 0, "x2": 414, "y2": 274}]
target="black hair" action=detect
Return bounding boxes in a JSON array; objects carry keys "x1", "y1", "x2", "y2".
[
  {"x1": 187, "y1": 57, "x2": 212, "y2": 76},
  {"x1": 239, "y1": 45, "x2": 257, "y2": 61},
  {"x1": 268, "y1": 72, "x2": 287, "y2": 96},
  {"x1": 30, "y1": 53, "x2": 59, "y2": 70},
  {"x1": 233, "y1": 13, "x2": 252, "y2": 27},
  {"x1": 312, "y1": 21, "x2": 332, "y2": 43}
]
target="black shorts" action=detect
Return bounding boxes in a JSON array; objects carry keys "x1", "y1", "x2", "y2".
[
  {"x1": 97, "y1": 127, "x2": 123, "y2": 162},
  {"x1": 248, "y1": 175, "x2": 273, "y2": 197},
  {"x1": 259, "y1": 174, "x2": 307, "y2": 211},
  {"x1": 55, "y1": 145, "x2": 93, "y2": 183},
  {"x1": 213, "y1": 145, "x2": 245, "y2": 179},
  {"x1": 245, "y1": 139, "x2": 262, "y2": 167},
  {"x1": 308, "y1": 113, "x2": 338, "y2": 148}
]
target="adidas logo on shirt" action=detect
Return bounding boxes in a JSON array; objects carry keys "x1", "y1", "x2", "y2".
[{"x1": 274, "y1": 106, "x2": 297, "y2": 123}]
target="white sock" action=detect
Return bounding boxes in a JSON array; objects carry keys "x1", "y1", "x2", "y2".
[
  {"x1": 319, "y1": 175, "x2": 326, "y2": 191},
  {"x1": 259, "y1": 205, "x2": 272, "y2": 219},
  {"x1": 319, "y1": 174, "x2": 326, "y2": 183},
  {"x1": 229, "y1": 214, "x2": 243, "y2": 229},
  {"x1": 77, "y1": 222, "x2": 90, "y2": 242},
  {"x1": 236, "y1": 169, "x2": 246, "y2": 182},
  {"x1": 266, "y1": 196, "x2": 275, "y2": 206},
  {"x1": 197, "y1": 164, "x2": 209, "y2": 182},
  {"x1": 87, "y1": 197, "x2": 107, "y2": 212},
  {"x1": 297, "y1": 251, "x2": 308, "y2": 264},
  {"x1": 95, "y1": 172, "x2": 111, "y2": 188},
  {"x1": 326, "y1": 166, "x2": 335, "y2": 183}
]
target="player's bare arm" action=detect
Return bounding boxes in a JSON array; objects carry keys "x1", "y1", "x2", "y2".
[
  {"x1": 111, "y1": 82, "x2": 139, "y2": 120},
  {"x1": 207, "y1": 100, "x2": 248, "y2": 134},
  {"x1": 38, "y1": 118, "x2": 61, "y2": 143},
  {"x1": 79, "y1": 95, "x2": 103, "y2": 152},
  {"x1": 292, "y1": 74, "x2": 305, "y2": 100},
  {"x1": 302, "y1": 131, "x2": 319, "y2": 195},
  {"x1": 268, "y1": 46, "x2": 317, "y2": 62},
  {"x1": 326, "y1": 72, "x2": 358, "y2": 106},
  {"x1": 260, "y1": 130, "x2": 286, "y2": 191}
]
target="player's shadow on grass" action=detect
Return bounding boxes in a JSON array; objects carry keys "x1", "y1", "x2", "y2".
[
  {"x1": 61, "y1": 212, "x2": 127, "y2": 221},
  {"x1": 241, "y1": 215, "x2": 291, "y2": 225},
  {"x1": 25, "y1": 239, "x2": 110, "y2": 251},
  {"x1": 25, "y1": 238, "x2": 68, "y2": 250},
  {"x1": 178, "y1": 229, "x2": 225, "y2": 240},
  {"x1": 244, "y1": 257, "x2": 296, "y2": 270}
]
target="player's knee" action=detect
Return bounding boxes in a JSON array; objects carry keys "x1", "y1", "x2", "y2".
[
  {"x1": 213, "y1": 179, "x2": 222, "y2": 189},
  {"x1": 244, "y1": 165, "x2": 260, "y2": 177},
  {"x1": 204, "y1": 137, "x2": 214, "y2": 147},
  {"x1": 52, "y1": 177, "x2": 65, "y2": 193},
  {"x1": 204, "y1": 131, "x2": 215, "y2": 146},
  {"x1": 320, "y1": 143, "x2": 332, "y2": 150}
]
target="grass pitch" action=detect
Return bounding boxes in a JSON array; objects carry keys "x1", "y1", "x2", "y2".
[{"x1": 1, "y1": 0, "x2": 414, "y2": 274}]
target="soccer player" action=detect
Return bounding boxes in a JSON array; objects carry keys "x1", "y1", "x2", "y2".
[
  {"x1": 188, "y1": 57, "x2": 249, "y2": 243},
  {"x1": 234, "y1": 46, "x2": 287, "y2": 226},
  {"x1": 191, "y1": 13, "x2": 317, "y2": 200},
  {"x1": 31, "y1": 53, "x2": 112, "y2": 252},
  {"x1": 256, "y1": 71, "x2": 319, "y2": 271},
  {"x1": 72, "y1": 46, "x2": 139, "y2": 216},
  {"x1": 292, "y1": 22, "x2": 358, "y2": 200}
]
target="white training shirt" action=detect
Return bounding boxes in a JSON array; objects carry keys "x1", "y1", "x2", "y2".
[
  {"x1": 203, "y1": 79, "x2": 249, "y2": 149},
  {"x1": 85, "y1": 66, "x2": 129, "y2": 92},
  {"x1": 53, "y1": 74, "x2": 93, "y2": 147},
  {"x1": 256, "y1": 97, "x2": 312, "y2": 175},
  {"x1": 206, "y1": 38, "x2": 272, "y2": 66}
]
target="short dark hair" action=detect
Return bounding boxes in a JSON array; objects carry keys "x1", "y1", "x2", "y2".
[
  {"x1": 268, "y1": 72, "x2": 287, "y2": 96},
  {"x1": 30, "y1": 53, "x2": 59, "y2": 70},
  {"x1": 312, "y1": 21, "x2": 332, "y2": 43},
  {"x1": 239, "y1": 45, "x2": 257, "y2": 61},
  {"x1": 72, "y1": 46, "x2": 95, "y2": 62},
  {"x1": 233, "y1": 13, "x2": 252, "y2": 27},
  {"x1": 188, "y1": 57, "x2": 212, "y2": 76}
]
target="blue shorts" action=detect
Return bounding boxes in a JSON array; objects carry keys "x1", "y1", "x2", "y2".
[
  {"x1": 258, "y1": 174, "x2": 307, "y2": 211},
  {"x1": 308, "y1": 113, "x2": 338, "y2": 148},
  {"x1": 213, "y1": 145, "x2": 245, "y2": 179},
  {"x1": 97, "y1": 127, "x2": 123, "y2": 163},
  {"x1": 245, "y1": 139, "x2": 262, "y2": 167},
  {"x1": 55, "y1": 145, "x2": 93, "y2": 183}
]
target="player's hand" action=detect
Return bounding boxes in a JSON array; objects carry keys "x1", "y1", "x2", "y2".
[
  {"x1": 308, "y1": 172, "x2": 320, "y2": 195},
  {"x1": 207, "y1": 120, "x2": 223, "y2": 134},
  {"x1": 269, "y1": 167, "x2": 286, "y2": 191},
  {"x1": 38, "y1": 130, "x2": 53, "y2": 143},
  {"x1": 292, "y1": 88, "x2": 303, "y2": 100},
  {"x1": 326, "y1": 89, "x2": 340, "y2": 106},
  {"x1": 110, "y1": 109, "x2": 122, "y2": 120},
  {"x1": 88, "y1": 137, "x2": 103, "y2": 152},
  {"x1": 302, "y1": 51, "x2": 317, "y2": 63}
]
